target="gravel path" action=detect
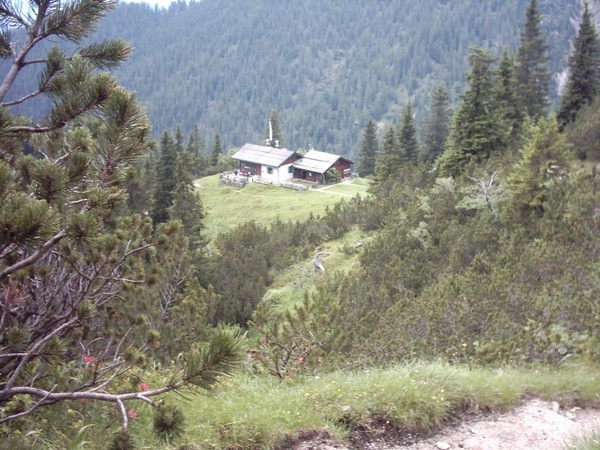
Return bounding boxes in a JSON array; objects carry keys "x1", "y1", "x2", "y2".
[{"x1": 295, "y1": 399, "x2": 600, "y2": 450}]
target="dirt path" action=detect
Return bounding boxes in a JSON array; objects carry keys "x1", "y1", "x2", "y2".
[
  {"x1": 310, "y1": 185, "x2": 355, "y2": 197},
  {"x1": 392, "y1": 399, "x2": 600, "y2": 450},
  {"x1": 297, "y1": 400, "x2": 600, "y2": 450}
]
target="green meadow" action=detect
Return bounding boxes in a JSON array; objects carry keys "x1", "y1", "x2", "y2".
[{"x1": 195, "y1": 175, "x2": 370, "y2": 239}]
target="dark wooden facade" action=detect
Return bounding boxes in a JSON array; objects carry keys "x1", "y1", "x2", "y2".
[{"x1": 293, "y1": 150, "x2": 354, "y2": 183}]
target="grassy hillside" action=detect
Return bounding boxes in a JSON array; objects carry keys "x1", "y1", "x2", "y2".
[
  {"x1": 261, "y1": 226, "x2": 369, "y2": 311},
  {"x1": 195, "y1": 174, "x2": 371, "y2": 239}
]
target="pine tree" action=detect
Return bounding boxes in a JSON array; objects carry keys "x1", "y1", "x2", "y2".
[
  {"x1": 438, "y1": 48, "x2": 504, "y2": 177},
  {"x1": 420, "y1": 86, "x2": 451, "y2": 163},
  {"x1": 208, "y1": 221, "x2": 270, "y2": 326},
  {"x1": 265, "y1": 110, "x2": 284, "y2": 147},
  {"x1": 211, "y1": 132, "x2": 222, "y2": 166},
  {"x1": 358, "y1": 119, "x2": 378, "y2": 176},
  {"x1": 152, "y1": 131, "x2": 177, "y2": 224},
  {"x1": 557, "y1": 1, "x2": 600, "y2": 129},
  {"x1": 514, "y1": 0, "x2": 551, "y2": 120},
  {"x1": 397, "y1": 102, "x2": 419, "y2": 163},
  {"x1": 0, "y1": 0, "x2": 243, "y2": 434},
  {"x1": 250, "y1": 279, "x2": 344, "y2": 378}
]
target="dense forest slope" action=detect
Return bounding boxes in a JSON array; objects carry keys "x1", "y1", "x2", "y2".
[{"x1": 3, "y1": 0, "x2": 585, "y2": 157}]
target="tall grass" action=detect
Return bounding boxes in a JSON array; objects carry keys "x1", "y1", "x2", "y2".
[
  {"x1": 100, "y1": 360, "x2": 600, "y2": 449},
  {"x1": 9, "y1": 360, "x2": 598, "y2": 448},
  {"x1": 568, "y1": 434, "x2": 600, "y2": 450}
]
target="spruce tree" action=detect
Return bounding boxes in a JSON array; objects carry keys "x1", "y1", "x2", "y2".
[
  {"x1": 125, "y1": 155, "x2": 155, "y2": 215},
  {"x1": 495, "y1": 49, "x2": 524, "y2": 147},
  {"x1": 174, "y1": 125, "x2": 185, "y2": 154},
  {"x1": 152, "y1": 131, "x2": 177, "y2": 224},
  {"x1": 397, "y1": 102, "x2": 419, "y2": 163},
  {"x1": 438, "y1": 48, "x2": 504, "y2": 177},
  {"x1": 557, "y1": 2, "x2": 600, "y2": 129},
  {"x1": 515, "y1": 0, "x2": 551, "y2": 120},
  {"x1": 186, "y1": 124, "x2": 205, "y2": 176},
  {"x1": 211, "y1": 132, "x2": 222, "y2": 166},
  {"x1": 187, "y1": 124, "x2": 204, "y2": 156},
  {"x1": 169, "y1": 152, "x2": 205, "y2": 249},
  {"x1": 420, "y1": 86, "x2": 451, "y2": 163},
  {"x1": 564, "y1": 95, "x2": 600, "y2": 160},
  {"x1": 374, "y1": 126, "x2": 398, "y2": 181},
  {"x1": 357, "y1": 119, "x2": 378, "y2": 176}
]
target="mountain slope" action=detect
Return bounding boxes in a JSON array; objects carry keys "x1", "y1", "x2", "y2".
[{"x1": 6, "y1": 0, "x2": 586, "y2": 157}]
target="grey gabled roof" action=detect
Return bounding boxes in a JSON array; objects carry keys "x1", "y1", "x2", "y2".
[
  {"x1": 232, "y1": 143, "x2": 297, "y2": 167},
  {"x1": 293, "y1": 150, "x2": 347, "y2": 174}
]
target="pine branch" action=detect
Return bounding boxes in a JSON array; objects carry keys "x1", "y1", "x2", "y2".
[
  {"x1": 0, "y1": 230, "x2": 66, "y2": 281},
  {"x1": 0, "y1": 0, "x2": 27, "y2": 29},
  {"x1": 0, "y1": 329, "x2": 244, "y2": 428},
  {"x1": 41, "y1": 0, "x2": 118, "y2": 43},
  {"x1": 181, "y1": 326, "x2": 245, "y2": 390},
  {"x1": 7, "y1": 77, "x2": 113, "y2": 133},
  {"x1": 0, "y1": 385, "x2": 158, "y2": 427},
  {"x1": 77, "y1": 39, "x2": 132, "y2": 70},
  {"x1": 1, "y1": 88, "x2": 44, "y2": 107},
  {"x1": 4, "y1": 316, "x2": 79, "y2": 391}
]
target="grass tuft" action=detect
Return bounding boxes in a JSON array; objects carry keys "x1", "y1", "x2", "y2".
[{"x1": 567, "y1": 433, "x2": 600, "y2": 450}]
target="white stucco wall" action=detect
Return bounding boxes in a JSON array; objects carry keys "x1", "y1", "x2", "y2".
[{"x1": 260, "y1": 163, "x2": 294, "y2": 183}]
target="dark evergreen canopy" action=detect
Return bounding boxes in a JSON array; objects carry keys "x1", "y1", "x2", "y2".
[
  {"x1": 152, "y1": 131, "x2": 178, "y2": 224},
  {"x1": 358, "y1": 119, "x2": 378, "y2": 176},
  {"x1": 495, "y1": 49, "x2": 524, "y2": 146},
  {"x1": 438, "y1": 48, "x2": 505, "y2": 176},
  {"x1": 374, "y1": 126, "x2": 398, "y2": 181},
  {"x1": 397, "y1": 102, "x2": 419, "y2": 164},
  {"x1": 420, "y1": 86, "x2": 451, "y2": 164},
  {"x1": 557, "y1": 1, "x2": 600, "y2": 129},
  {"x1": 211, "y1": 132, "x2": 223, "y2": 166},
  {"x1": 515, "y1": 0, "x2": 551, "y2": 120}
]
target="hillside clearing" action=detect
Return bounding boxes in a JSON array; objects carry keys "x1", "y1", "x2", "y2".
[{"x1": 262, "y1": 226, "x2": 370, "y2": 309}]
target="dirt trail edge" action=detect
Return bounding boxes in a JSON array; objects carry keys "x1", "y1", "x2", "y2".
[{"x1": 295, "y1": 399, "x2": 600, "y2": 450}]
